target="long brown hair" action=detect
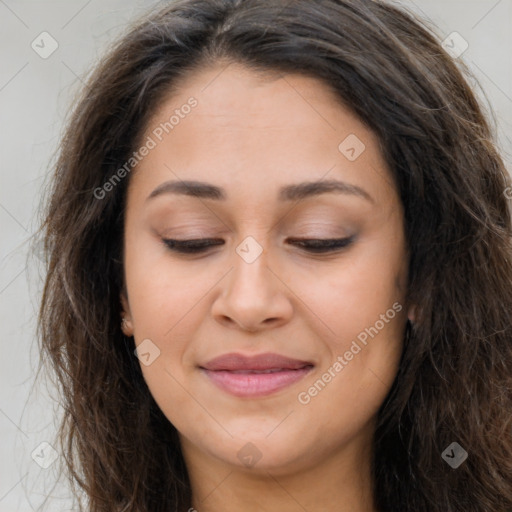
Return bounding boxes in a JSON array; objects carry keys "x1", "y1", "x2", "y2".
[{"x1": 37, "y1": 0, "x2": 512, "y2": 510}]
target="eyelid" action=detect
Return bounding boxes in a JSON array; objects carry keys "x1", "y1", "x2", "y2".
[
  {"x1": 161, "y1": 235, "x2": 356, "y2": 255},
  {"x1": 287, "y1": 235, "x2": 354, "y2": 246},
  {"x1": 162, "y1": 237, "x2": 224, "y2": 253}
]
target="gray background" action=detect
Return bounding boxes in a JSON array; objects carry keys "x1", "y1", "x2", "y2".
[{"x1": 1, "y1": 1, "x2": 511, "y2": 510}]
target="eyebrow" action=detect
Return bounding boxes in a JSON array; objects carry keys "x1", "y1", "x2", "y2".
[{"x1": 146, "y1": 179, "x2": 374, "y2": 203}]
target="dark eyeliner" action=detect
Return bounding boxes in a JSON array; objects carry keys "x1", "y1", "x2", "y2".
[
  {"x1": 162, "y1": 236, "x2": 355, "y2": 254},
  {"x1": 286, "y1": 236, "x2": 355, "y2": 253},
  {"x1": 162, "y1": 238, "x2": 224, "y2": 254}
]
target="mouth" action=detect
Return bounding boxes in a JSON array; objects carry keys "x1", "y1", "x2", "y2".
[{"x1": 199, "y1": 352, "x2": 314, "y2": 398}]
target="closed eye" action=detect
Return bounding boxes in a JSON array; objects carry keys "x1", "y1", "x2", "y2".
[
  {"x1": 162, "y1": 236, "x2": 355, "y2": 254},
  {"x1": 162, "y1": 238, "x2": 225, "y2": 254},
  {"x1": 286, "y1": 236, "x2": 355, "y2": 253}
]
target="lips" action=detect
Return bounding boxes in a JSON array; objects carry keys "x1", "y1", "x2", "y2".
[
  {"x1": 200, "y1": 352, "x2": 314, "y2": 397},
  {"x1": 202, "y1": 352, "x2": 312, "y2": 371}
]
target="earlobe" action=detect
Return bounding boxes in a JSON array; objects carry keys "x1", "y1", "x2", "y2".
[
  {"x1": 407, "y1": 304, "x2": 417, "y2": 324},
  {"x1": 120, "y1": 293, "x2": 134, "y2": 336}
]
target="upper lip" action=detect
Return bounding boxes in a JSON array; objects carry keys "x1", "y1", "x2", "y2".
[{"x1": 200, "y1": 352, "x2": 314, "y2": 371}]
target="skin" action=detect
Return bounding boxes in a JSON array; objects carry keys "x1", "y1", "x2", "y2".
[{"x1": 121, "y1": 61, "x2": 414, "y2": 512}]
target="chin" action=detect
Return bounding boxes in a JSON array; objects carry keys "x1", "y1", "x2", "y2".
[{"x1": 191, "y1": 426, "x2": 322, "y2": 475}]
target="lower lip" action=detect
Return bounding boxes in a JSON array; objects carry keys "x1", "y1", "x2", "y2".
[{"x1": 201, "y1": 367, "x2": 313, "y2": 398}]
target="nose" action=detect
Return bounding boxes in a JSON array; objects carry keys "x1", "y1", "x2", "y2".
[{"x1": 210, "y1": 242, "x2": 294, "y2": 332}]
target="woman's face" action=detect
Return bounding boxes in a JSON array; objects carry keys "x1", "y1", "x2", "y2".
[{"x1": 121, "y1": 62, "x2": 412, "y2": 476}]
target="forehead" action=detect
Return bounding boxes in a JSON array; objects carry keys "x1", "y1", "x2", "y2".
[
  {"x1": 128, "y1": 62, "x2": 397, "y2": 208},
  {"x1": 147, "y1": 62, "x2": 363, "y2": 138}
]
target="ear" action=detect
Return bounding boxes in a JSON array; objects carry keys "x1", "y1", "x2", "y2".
[
  {"x1": 407, "y1": 303, "x2": 417, "y2": 324},
  {"x1": 120, "y1": 291, "x2": 134, "y2": 337}
]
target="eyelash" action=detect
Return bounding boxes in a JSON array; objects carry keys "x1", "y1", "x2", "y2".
[{"x1": 162, "y1": 236, "x2": 355, "y2": 254}]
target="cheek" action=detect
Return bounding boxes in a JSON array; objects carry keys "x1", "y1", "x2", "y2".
[
  {"x1": 295, "y1": 283, "x2": 405, "y2": 411},
  {"x1": 294, "y1": 272, "x2": 406, "y2": 441},
  {"x1": 126, "y1": 263, "x2": 210, "y2": 427},
  {"x1": 295, "y1": 348, "x2": 399, "y2": 448},
  {"x1": 125, "y1": 242, "x2": 216, "y2": 336},
  {"x1": 288, "y1": 230, "x2": 407, "y2": 345}
]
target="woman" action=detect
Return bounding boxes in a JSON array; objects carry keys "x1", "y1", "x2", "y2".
[{"x1": 37, "y1": 0, "x2": 512, "y2": 511}]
